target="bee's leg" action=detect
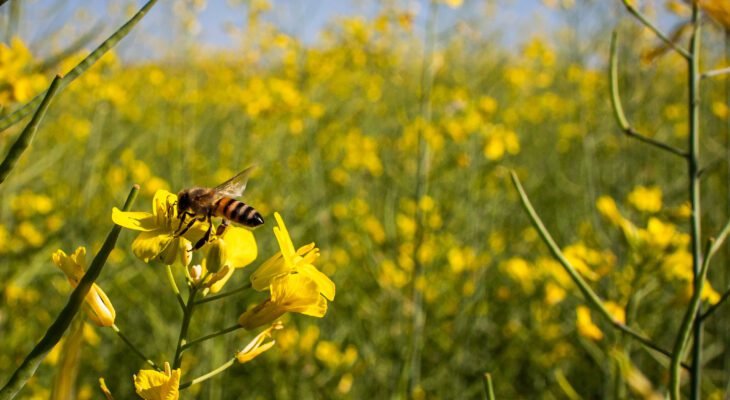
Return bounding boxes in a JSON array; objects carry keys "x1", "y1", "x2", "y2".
[
  {"x1": 175, "y1": 213, "x2": 198, "y2": 237},
  {"x1": 216, "y1": 219, "x2": 229, "y2": 236},
  {"x1": 192, "y1": 214, "x2": 214, "y2": 251}
]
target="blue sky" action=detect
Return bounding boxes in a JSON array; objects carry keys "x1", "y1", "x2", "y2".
[
  {"x1": 10, "y1": 0, "x2": 567, "y2": 60},
  {"x1": 8, "y1": 1, "x2": 683, "y2": 61}
]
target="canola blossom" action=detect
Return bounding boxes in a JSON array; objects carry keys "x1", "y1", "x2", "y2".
[
  {"x1": 250, "y1": 212, "x2": 335, "y2": 301},
  {"x1": 239, "y1": 273, "x2": 329, "y2": 330},
  {"x1": 52, "y1": 247, "x2": 116, "y2": 327},
  {"x1": 133, "y1": 362, "x2": 180, "y2": 400}
]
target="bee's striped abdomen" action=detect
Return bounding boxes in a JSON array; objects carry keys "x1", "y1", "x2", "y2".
[{"x1": 213, "y1": 197, "x2": 265, "y2": 227}]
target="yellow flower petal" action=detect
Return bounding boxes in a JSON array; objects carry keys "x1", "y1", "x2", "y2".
[
  {"x1": 250, "y1": 252, "x2": 286, "y2": 292},
  {"x1": 273, "y1": 212, "x2": 297, "y2": 260},
  {"x1": 132, "y1": 230, "x2": 174, "y2": 263},
  {"x1": 221, "y1": 226, "x2": 257, "y2": 268},
  {"x1": 84, "y1": 284, "x2": 116, "y2": 327},
  {"x1": 111, "y1": 208, "x2": 159, "y2": 232},
  {"x1": 270, "y1": 274, "x2": 327, "y2": 318},
  {"x1": 134, "y1": 362, "x2": 180, "y2": 400},
  {"x1": 298, "y1": 263, "x2": 336, "y2": 301}
]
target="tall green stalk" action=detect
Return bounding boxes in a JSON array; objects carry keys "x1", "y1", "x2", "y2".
[{"x1": 687, "y1": 3, "x2": 702, "y2": 399}]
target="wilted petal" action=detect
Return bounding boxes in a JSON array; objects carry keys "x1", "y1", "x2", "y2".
[{"x1": 235, "y1": 322, "x2": 282, "y2": 363}]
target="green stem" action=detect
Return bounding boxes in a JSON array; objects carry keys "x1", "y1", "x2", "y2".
[
  {"x1": 195, "y1": 283, "x2": 252, "y2": 305},
  {"x1": 166, "y1": 264, "x2": 185, "y2": 310},
  {"x1": 509, "y1": 171, "x2": 689, "y2": 369},
  {"x1": 609, "y1": 32, "x2": 687, "y2": 158},
  {"x1": 182, "y1": 324, "x2": 242, "y2": 351},
  {"x1": 687, "y1": 5, "x2": 702, "y2": 399},
  {"x1": 0, "y1": 75, "x2": 62, "y2": 185},
  {"x1": 482, "y1": 373, "x2": 495, "y2": 400},
  {"x1": 172, "y1": 286, "x2": 198, "y2": 369},
  {"x1": 670, "y1": 218, "x2": 730, "y2": 399},
  {"x1": 0, "y1": 0, "x2": 159, "y2": 132},
  {"x1": 0, "y1": 185, "x2": 139, "y2": 400},
  {"x1": 620, "y1": 0, "x2": 690, "y2": 59},
  {"x1": 111, "y1": 324, "x2": 160, "y2": 371},
  {"x1": 178, "y1": 358, "x2": 236, "y2": 390}
]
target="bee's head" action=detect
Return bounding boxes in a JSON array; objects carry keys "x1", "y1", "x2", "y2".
[{"x1": 176, "y1": 190, "x2": 191, "y2": 215}]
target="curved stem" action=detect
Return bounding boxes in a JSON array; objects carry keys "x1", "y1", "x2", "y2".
[
  {"x1": 111, "y1": 324, "x2": 160, "y2": 371},
  {"x1": 166, "y1": 264, "x2": 185, "y2": 310},
  {"x1": 179, "y1": 358, "x2": 236, "y2": 390},
  {"x1": 195, "y1": 283, "x2": 252, "y2": 305},
  {"x1": 510, "y1": 171, "x2": 690, "y2": 370},
  {"x1": 182, "y1": 324, "x2": 242, "y2": 351},
  {"x1": 0, "y1": 185, "x2": 139, "y2": 400},
  {"x1": 609, "y1": 32, "x2": 687, "y2": 158}
]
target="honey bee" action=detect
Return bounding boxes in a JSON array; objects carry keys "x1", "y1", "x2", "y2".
[{"x1": 175, "y1": 166, "x2": 264, "y2": 250}]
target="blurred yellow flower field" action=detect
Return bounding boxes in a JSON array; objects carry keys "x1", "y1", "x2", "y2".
[{"x1": 1, "y1": 0, "x2": 730, "y2": 399}]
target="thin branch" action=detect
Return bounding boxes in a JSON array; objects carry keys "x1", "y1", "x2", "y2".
[
  {"x1": 0, "y1": 0, "x2": 159, "y2": 132},
  {"x1": 181, "y1": 324, "x2": 242, "y2": 351},
  {"x1": 194, "y1": 283, "x2": 252, "y2": 305},
  {"x1": 619, "y1": 0, "x2": 691, "y2": 59},
  {"x1": 111, "y1": 324, "x2": 161, "y2": 371},
  {"x1": 509, "y1": 171, "x2": 690, "y2": 370},
  {"x1": 609, "y1": 32, "x2": 688, "y2": 159},
  {"x1": 701, "y1": 66, "x2": 730, "y2": 79},
  {"x1": 0, "y1": 75, "x2": 62, "y2": 185},
  {"x1": 701, "y1": 287, "x2": 730, "y2": 321},
  {"x1": 179, "y1": 358, "x2": 236, "y2": 390}
]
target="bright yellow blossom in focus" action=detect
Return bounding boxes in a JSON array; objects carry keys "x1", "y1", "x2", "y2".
[
  {"x1": 112, "y1": 190, "x2": 206, "y2": 263},
  {"x1": 52, "y1": 247, "x2": 115, "y2": 327},
  {"x1": 236, "y1": 321, "x2": 283, "y2": 363},
  {"x1": 239, "y1": 273, "x2": 328, "y2": 330},
  {"x1": 627, "y1": 185, "x2": 662, "y2": 213},
  {"x1": 250, "y1": 212, "x2": 335, "y2": 301},
  {"x1": 134, "y1": 362, "x2": 180, "y2": 400}
]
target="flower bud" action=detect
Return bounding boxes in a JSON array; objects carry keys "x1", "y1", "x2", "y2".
[{"x1": 205, "y1": 239, "x2": 227, "y2": 273}]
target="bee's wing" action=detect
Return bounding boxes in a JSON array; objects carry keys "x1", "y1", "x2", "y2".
[{"x1": 213, "y1": 166, "x2": 255, "y2": 198}]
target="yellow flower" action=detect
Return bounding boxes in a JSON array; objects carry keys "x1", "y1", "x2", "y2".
[
  {"x1": 576, "y1": 306, "x2": 603, "y2": 341},
  {"x1": 133, "y1": 362, "x2": 180, "y2": 400},
  {"x1": 236, "y1": 321, "x2": 282, "y2": 363},
  {"x1": 250, "y1": 212, "x2": 335, "y2": 301},
  {"x1": 239, "y1": 273, "x2": 328, "y2": 330},
  {"x1": 627, "y1": 185, "x2": 662, "y2": 213},
  {"x1": 52, "y1": 247, "x2": 115, "y2": 327},
  {"x1": 112, "y1": 190, "x2": 206, "y2": 263}
]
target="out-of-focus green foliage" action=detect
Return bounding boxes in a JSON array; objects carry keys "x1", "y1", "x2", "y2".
[{"x1": 1, "y1": 0, "x2": 730, "y2": 399}]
